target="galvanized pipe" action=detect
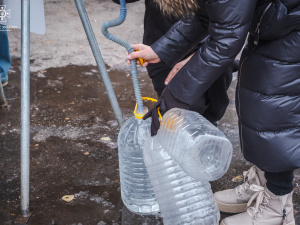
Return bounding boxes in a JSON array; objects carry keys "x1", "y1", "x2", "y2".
[
  {"x1": 20, "y1": 0, "x2": 30, "y2": 216},
  {"x1": 74, "y1": 0, "x2": 124, "y2": 127},
  {"x1": 0, "y1": 83, "x2": 6, "y2": 106}
]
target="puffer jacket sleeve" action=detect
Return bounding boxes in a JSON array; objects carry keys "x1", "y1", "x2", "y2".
[
  {"x1": 168, "y1": 0, "x2": 257, "y2": 106},
  {"x1": 151, "y1": 10, "x2": 209, "y2": 68}
]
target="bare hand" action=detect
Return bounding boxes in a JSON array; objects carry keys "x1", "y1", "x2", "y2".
[
  {"x1": 127, "y1": 44, "x2": 161, "y2": 67},
  {"x1": 165, "y1": 54, "x2": 194, "y2": 85}
]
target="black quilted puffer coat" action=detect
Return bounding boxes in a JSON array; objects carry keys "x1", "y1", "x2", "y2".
[
  {"x1": 113, "y1": 0, "x2": 208, "y2": 95},
  {"x1": 113, "y1": 0, "x2": 233, "y2": 122},
  {"x1": 152, "y1": 0, "x2": 300, "y2": 173}
]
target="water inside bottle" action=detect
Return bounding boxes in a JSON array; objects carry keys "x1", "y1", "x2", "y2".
[{"x1": 118, "y1": 117, "x2": 159, "y2": 214}]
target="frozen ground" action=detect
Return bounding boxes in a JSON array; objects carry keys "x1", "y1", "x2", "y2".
[{"x1": 1, "y1": 0, "x2": 299, "y2": 224}]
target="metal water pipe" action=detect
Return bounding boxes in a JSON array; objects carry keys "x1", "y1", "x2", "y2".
[
  {"x1": 74, "y1": 0, "x2": 124, "y2": 127},
  {"x1": 0, "y1": 83, "x2": 6, "y2": 107},
  {"x1": 20, "y1": 0, "x2": 31, "y2": 217}
]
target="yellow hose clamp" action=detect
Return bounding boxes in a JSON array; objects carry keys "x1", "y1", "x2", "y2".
[{"x1": 134, "y1": 97, "x2": 163, "y2": 121}]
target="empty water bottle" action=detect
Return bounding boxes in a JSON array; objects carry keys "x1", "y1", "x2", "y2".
[
  {"x1": 144, "y1": 136, "x2": 220, "y2": 225},
  {"x1": 157, "y1": 108, "x2": 233, "y2": 181},
  {"x1": 118, "y1": 116, "x2": 159, "y2": 214}
]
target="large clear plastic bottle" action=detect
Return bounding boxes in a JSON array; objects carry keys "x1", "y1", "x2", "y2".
[
  {"x1": 144, "y1": 136, "x2": 220, "y2": 225},
  {"x1": 157, "y1": 108, "x2": 233, "y2": 181},
  {"x1": 117, "y1": 116, "x2": 159, "y2": 215}
]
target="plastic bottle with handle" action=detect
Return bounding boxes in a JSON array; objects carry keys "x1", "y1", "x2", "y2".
[
  {"x1": 144, "y1": 135, "x2": 220, "y2": 225},
  {"x1": 157, "y1": 108, "x2": 233, "y2": 181}
]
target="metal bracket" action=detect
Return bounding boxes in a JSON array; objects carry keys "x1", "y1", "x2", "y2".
[{"x1": 14, "y1": 211, "x2": 33, "y2": 225}]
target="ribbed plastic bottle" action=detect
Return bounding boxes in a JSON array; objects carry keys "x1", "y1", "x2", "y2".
[
  {"x1": 157, "y1": 108, "x2": 233, "y2": 181},
  {"x1": 117, "y1": 116, "x2": 159, "y2": 215},
  {"x1": 144, "y1": 136, "x2": 220, "y2": 225}
]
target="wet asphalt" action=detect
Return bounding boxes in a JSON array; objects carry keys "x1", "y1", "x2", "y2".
[{"x1": 0, "y1": 58, "x2": 299, "y2": 225}]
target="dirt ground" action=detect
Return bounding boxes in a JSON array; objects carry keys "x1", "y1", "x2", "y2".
[
  {"x1": 1, "y1": 0, "x2": 299, "y2": 224},
  {"x1": 8, "y1": 0, "x2": 146, "y2": 72}
]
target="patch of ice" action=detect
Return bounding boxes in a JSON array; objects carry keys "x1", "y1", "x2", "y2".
[
  {"x1": 37, "y1": 73, "x2": 46, "y2": 78},
  {"x1": 9, "y1": 69, "x2": 16, "y2": 73},
  {"x1": 83, "y1": 72, "x2": 93, "y2": 76},
  {"x1": 100, "y1": 139, "x2": 117, "y2": 149},
  {"x1": 97, "y1": 222, "x2": 107, "y2": 225},
  {"x1": 107, "y1": 120, "x2": 118, "y2": 128},
  {"x1": 90, "y1": 196, "x2": 104, "y2": 204},
  {"x1": 74, "y1": 191, "x2": 89, "y2": 199},
  {"x1": 32, "y1": 124, "x2": 110, "y2": 142}
]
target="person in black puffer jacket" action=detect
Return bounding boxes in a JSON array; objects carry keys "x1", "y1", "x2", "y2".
[
  {"x1": 113, "y1": 0, "x2": 239, "y2": 132},
  {"x1": 113, "y1": 0, "x2": 208, "y2": 95},
  {"x1": 128, "y1": 0, "x2": 300, "y2": 224}
]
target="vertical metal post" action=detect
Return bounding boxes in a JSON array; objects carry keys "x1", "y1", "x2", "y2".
[
  {"x1": 0, "y1": 83, "x2": 7, "y2": 107},
  {"x1": 21, "y1": 0, "x2": 30, "y2": 216},
  {"x1": 74, "y1": 0, "x2": 124, "y2": 127}
]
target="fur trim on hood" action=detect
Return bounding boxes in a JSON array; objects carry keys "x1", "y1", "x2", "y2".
[{"x1": 154, "y1": 0, "x2": 199, "y2": 18}]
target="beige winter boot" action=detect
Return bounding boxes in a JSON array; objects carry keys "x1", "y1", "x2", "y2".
[
  {"x1": 214, "y1": 166, "x2": 266, "y2": 213},
  {"x1": 220, "y1": 187, "x2": 295, "y2": 225}
]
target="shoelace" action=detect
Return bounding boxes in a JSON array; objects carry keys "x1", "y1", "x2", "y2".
[
  {"x1": 246, "y1": 188, "x2": 270, "y2": 218},
  {"x1": 235, "y1": 166, "x2": 263, "y2": 196}
]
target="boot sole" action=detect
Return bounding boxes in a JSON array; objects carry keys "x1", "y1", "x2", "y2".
[{"x1": 216, "y1": 200, "x2": 248, "y2": 214}]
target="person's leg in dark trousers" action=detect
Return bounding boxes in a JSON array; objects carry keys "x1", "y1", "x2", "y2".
[{"x1": 265, "y1": 170, "x2": 294, "y2": 196}]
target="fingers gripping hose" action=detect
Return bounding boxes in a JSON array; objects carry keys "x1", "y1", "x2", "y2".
[{"x1": 101, "y1": 0, "x2": 144, "y2": 113}]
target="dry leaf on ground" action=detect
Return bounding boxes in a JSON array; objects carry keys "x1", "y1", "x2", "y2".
[
  {"x1": 101, "y1": 137, "x2": 111, "y2": 141},
  {"x1": 62, "y1": 195, "x2": 74, "y2": 202},
  {"x1": 232, "y1": 175, "x2": 243, "y2": 183}
]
